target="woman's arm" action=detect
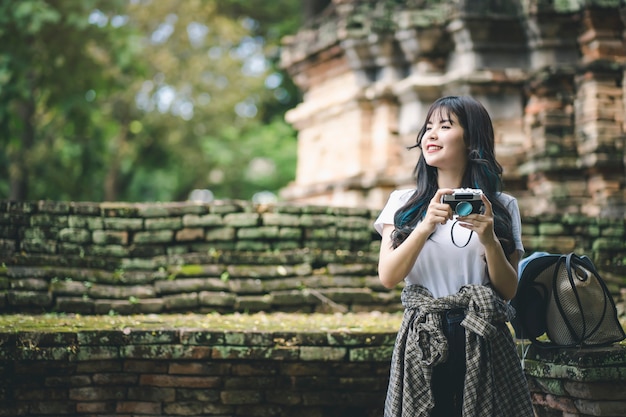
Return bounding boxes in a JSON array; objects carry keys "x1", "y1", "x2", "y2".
[
  {"x1": 458, "y1": 194, "x2": 519, "y2": 300},
  {"x1": 377, "y1": 189, "x2": 454, "y2": 289}
]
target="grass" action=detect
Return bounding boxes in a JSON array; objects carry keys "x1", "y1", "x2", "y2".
[{"x1": 0, "y1": 312, "x2": 404, "y2": 334}]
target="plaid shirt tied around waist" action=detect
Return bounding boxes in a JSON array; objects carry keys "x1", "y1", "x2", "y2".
[{"x1": 384, "y1": 284, "x2": 534, "y2": 417}]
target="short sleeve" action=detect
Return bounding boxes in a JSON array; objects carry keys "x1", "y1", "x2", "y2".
[
  {"x1": 505, "y1": 195, "x2": 524, "y2": 257},
  {"x1": 373, "y1": 189, "x2": 414, "y2": 236}
]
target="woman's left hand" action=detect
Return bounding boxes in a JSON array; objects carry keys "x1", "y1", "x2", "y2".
[{"x1": 458, "y1": 194, "x2": 498, "y2": 247}]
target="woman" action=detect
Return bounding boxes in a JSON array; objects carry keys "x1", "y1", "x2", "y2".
[{"x1": 374, "y1": 96, "x2": 533, "y2": 416}]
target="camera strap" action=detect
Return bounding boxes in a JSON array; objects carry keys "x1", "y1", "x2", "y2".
[{"x1": 450, "y1": 220, "x2": 473, "y2": 248}]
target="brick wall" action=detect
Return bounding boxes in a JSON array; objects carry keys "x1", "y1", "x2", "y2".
[
  {"x1": 0, "y1": 324, "x2": 395, "y2": 417},
  {"x1": 1, "y1": 200, "x2": 625, "y2": 315},
  {"x1": 280, "y1": 0, "x2": 626, "y2": 217},
  {"x1": 524, "y1": 344, "x2": 626, "y2": 417},
  {"x1": 1, "y1": 324, "x2": 625, "y2": 417},
  {"x1": 0, "y1": 200, "x2": 392, "y2": 315},
  {"x1": 1, "y1": 199, "x2": 626, "y2": 416}
]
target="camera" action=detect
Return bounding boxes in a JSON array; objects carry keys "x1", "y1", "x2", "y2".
[{"x1": 442, "y1": 188, "x2": 484, "y2": 216}]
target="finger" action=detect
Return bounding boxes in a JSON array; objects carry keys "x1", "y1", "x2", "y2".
[
  {"x1": 432, "y1": 188, "x2": 454, "y2": 204},
  {"x1": 480, "y1": 193, "x2": 493, "y2": 216}
]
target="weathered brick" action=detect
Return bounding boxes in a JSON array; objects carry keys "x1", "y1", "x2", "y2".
[
  {"x1": 199, "y1": 291, "x2": 236, "y2": 307},
  {"x1": 163, "y1": 293, "x2": 199, "y2": 310},
  {"x1": 123, "y1": 360, "x2": 168, "y2": 373},
  {"x1": 262, "y1": 213, "x2": 301, "y2": 227},
  {"x1": 92, "y1": 230, "x2": 129, "y2": 245},
  {"x1": 92, "y1": 373, "x2": 138, "y2": 385},
  {"x1": 116, "y1": 401, "x2": 161, "y2": 414},
  {"x1": 182, "y1": 213, "x2": 222, "y2": 227},
  {"x1": 38, "y1": 201, "x2": 71, "y2": 214},
  {"x1": 11, "y1": 278, "x2": 48, "y2": 291},
  {"x1": 211, "y1": 346, "x2": 273, "y2": 360},
  {"x1": 13, "y1": 387, "x2": 68, "y2": 400},
  {"x1": 7, "y1": 290, "x2": 52, "y2": 307},
  {"x1": 69, "y1": 386, "x2": 126, "y2": 401},
  {"x1": 75, "y1": 346, "x2": 120, "y2": 361},
  {"x1": 121, "y1": 344, "x2": 212, "y2": 360},
  {"x1": 145, "y1": 217, "x2": 182, "y2": 230},
  {"x1": 266, "y1": 390, "x2": 302, "y2": 405},
  {"x1": 237, "y1": 226, "x2": 279, "y2": 239},
  {"x1": 180, "y1": 330, "x2": 225, "y2": 346},
  {"x1": 44, "y1": 375, "x2": 91, "y2": 387},
  {"x1": 102, "y1": 217, "x2": 143, "y2": 230},
  {"x1": 278, "y1": 227, "x2": 302, "y2": 239},
  {"x1": 236, "y1": 240, "x2": 271, "y2": 251},
  {"x1": 348, "y1": 346, "x2": 394, "y2": 362},
  {"x1": 76, "y1": 361, "x2": 122, "y2": 373},
  {"x1": 305, "y1": 227, "x2": 337, "y2": 239},
  {"x1": 224, "y1": 376, "x2": 276, "y2": 389},
  {"x1": 127, "y1": 386, "x2": 176, "y2": 402},
  {"x1": 220, "y1": 390, "x2": 262, "y2": 405},
  {"x1": 68, "y1": 215, "x2": 104, "y2": 229},
  {"x1": 168, "y1": 362, "x2": 230, "y2": 375},
  {"x1": 87, "y1": 244, "x2": 131, "y2": 257},
  {"x1": 230, "y1": 363, "x2": 278, "y2": 376},
  {"x1": 223, "y1": 212, "x2": 259, "y2": 227},
  {"x1": 19, "y1": 239, "x2": 57, "y2": 254},
  {"x1": 162, "y1": 402, "x2": 204, "y2": 415},
  {"x1": 28, "y1": 401, "x2": 75, "y2": 415},
  {"x1": 133, "y1": 230, "x2": 173, "y2": 244},
  {"x1": 300, "y1": 346, "x2": 346, "y2": 361},
  {"x1": 175, "y1": 388, "x2": 221, "y2": 402},
  {"x1": 175, "y1": 227, "x2": 204, "y2": 241},
  {"x1": 205, "y1": 227, "x2": 236, "y2": 241},
  {"x1": 69, "y1": 202, "x2": 102, "y2": 216},
  {"x1": 300, "y1": 212, "x2": 335, "y2": 225},
  {"x1": 88, "y1": 284, "x2": 155, "y2": 300},
  {"x1": 156, "y1": 278, "x2": 228, "y2": 294},
  {"x1": 76, "y1": 401, "x2": 116, "y2": 413},
  {"x1": 139, "y1": 374, "x2": 221, "y2": 388},
  {"x1": 224, "y1": 332, "x2": 274, "y2": 347},
  {"x1": 228, "y1": 279, "x2": 264, "y2": 294},
  {"x1": 234, "y1": 295, "x2": 272, "y2": 311}
]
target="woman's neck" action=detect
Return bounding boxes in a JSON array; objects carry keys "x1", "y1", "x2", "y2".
[{"x1": 437, "y1": 170, "x2": 464, "y2": 189}]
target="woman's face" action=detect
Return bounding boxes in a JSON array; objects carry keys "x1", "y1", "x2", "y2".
[{"x1": 421, "y1": 109, "x2": 467, "y2": 172}]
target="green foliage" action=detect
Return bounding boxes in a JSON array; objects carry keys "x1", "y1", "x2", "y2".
[{"x1": 0, "y1": 0, "x2": 301, "y2": 202}]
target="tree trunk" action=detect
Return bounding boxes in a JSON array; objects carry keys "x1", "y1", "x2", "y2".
[
  {"x1": 9, "y1": 97, "x2": 35, "y2": 201},
  {"x1": 104, "y1": 127, "x2": 128, "y2": 201}
]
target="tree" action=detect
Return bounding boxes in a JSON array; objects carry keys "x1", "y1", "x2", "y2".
[
  {"x1": 0, "y1": 0, "x2": 137, "y2": 200},
  {"x1": 116, "y1": 0, "x2": 301, "y2": 201},
  {"x1": 0, "y1": 0, "x2": 302, "y2": 202}
]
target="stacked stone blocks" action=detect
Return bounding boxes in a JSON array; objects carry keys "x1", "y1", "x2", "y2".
[
  {"x1": 0, "y1": 324, "x2": 395, "y2": 416},
  {"x1": 0, "y1": 200, "x2": 394, "y2": 315},
  {"x1": 1, "y1": 200, "x2": 625, "y2": 317}
]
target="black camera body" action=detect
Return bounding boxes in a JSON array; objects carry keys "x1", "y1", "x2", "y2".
[{"x1": 442, "y1": 188, "x2": 484, "y2": 216}]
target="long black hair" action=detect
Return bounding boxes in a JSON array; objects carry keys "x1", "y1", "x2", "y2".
[{"x1": 391, "y1": 96, "x2": 515, "y2": 255}]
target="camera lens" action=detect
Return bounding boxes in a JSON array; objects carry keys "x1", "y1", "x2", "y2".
[{"x1": 455, "y1": 201, "x2": 472, "y2": 216}]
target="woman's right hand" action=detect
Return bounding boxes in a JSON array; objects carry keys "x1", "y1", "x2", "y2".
[{"x1": 415, "y1": 188, "x2": 454, "y2": 235}]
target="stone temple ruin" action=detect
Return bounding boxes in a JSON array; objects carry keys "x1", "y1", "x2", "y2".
[{"x1": 279, "y1": 0, "x2": 626, "y2": 219}]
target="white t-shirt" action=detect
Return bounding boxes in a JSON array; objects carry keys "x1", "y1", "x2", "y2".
[{"x1": 374, "y1": 189, "x2": 524, "y2": 298}]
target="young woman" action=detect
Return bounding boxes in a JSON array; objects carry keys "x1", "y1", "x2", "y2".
[{"x1": 374, "y1": 96, "x2": 534, "y2": 416}]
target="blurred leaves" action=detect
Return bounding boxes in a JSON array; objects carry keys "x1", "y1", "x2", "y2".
[{"x1": 0, "y1": 0, "x2": 301, "y2": 202}]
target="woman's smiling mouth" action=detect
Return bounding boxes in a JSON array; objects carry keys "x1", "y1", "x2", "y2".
[{"x1": 426, "y1": 144, "x2": 442, "y2": 152}]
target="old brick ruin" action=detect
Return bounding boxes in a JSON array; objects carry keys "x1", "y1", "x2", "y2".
[
  {"x1": 1, "y1": 199, "x2": 625, "y2": 415},
  {"x1": 1, "y1": 200, "x2": 624, "y2": 316},
  {"x1": 279, "y1": 0, "x2": 626, "y2": 219},
  {"x1": 0, "y1": 322, "x2": 623, "y2": 417}
]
